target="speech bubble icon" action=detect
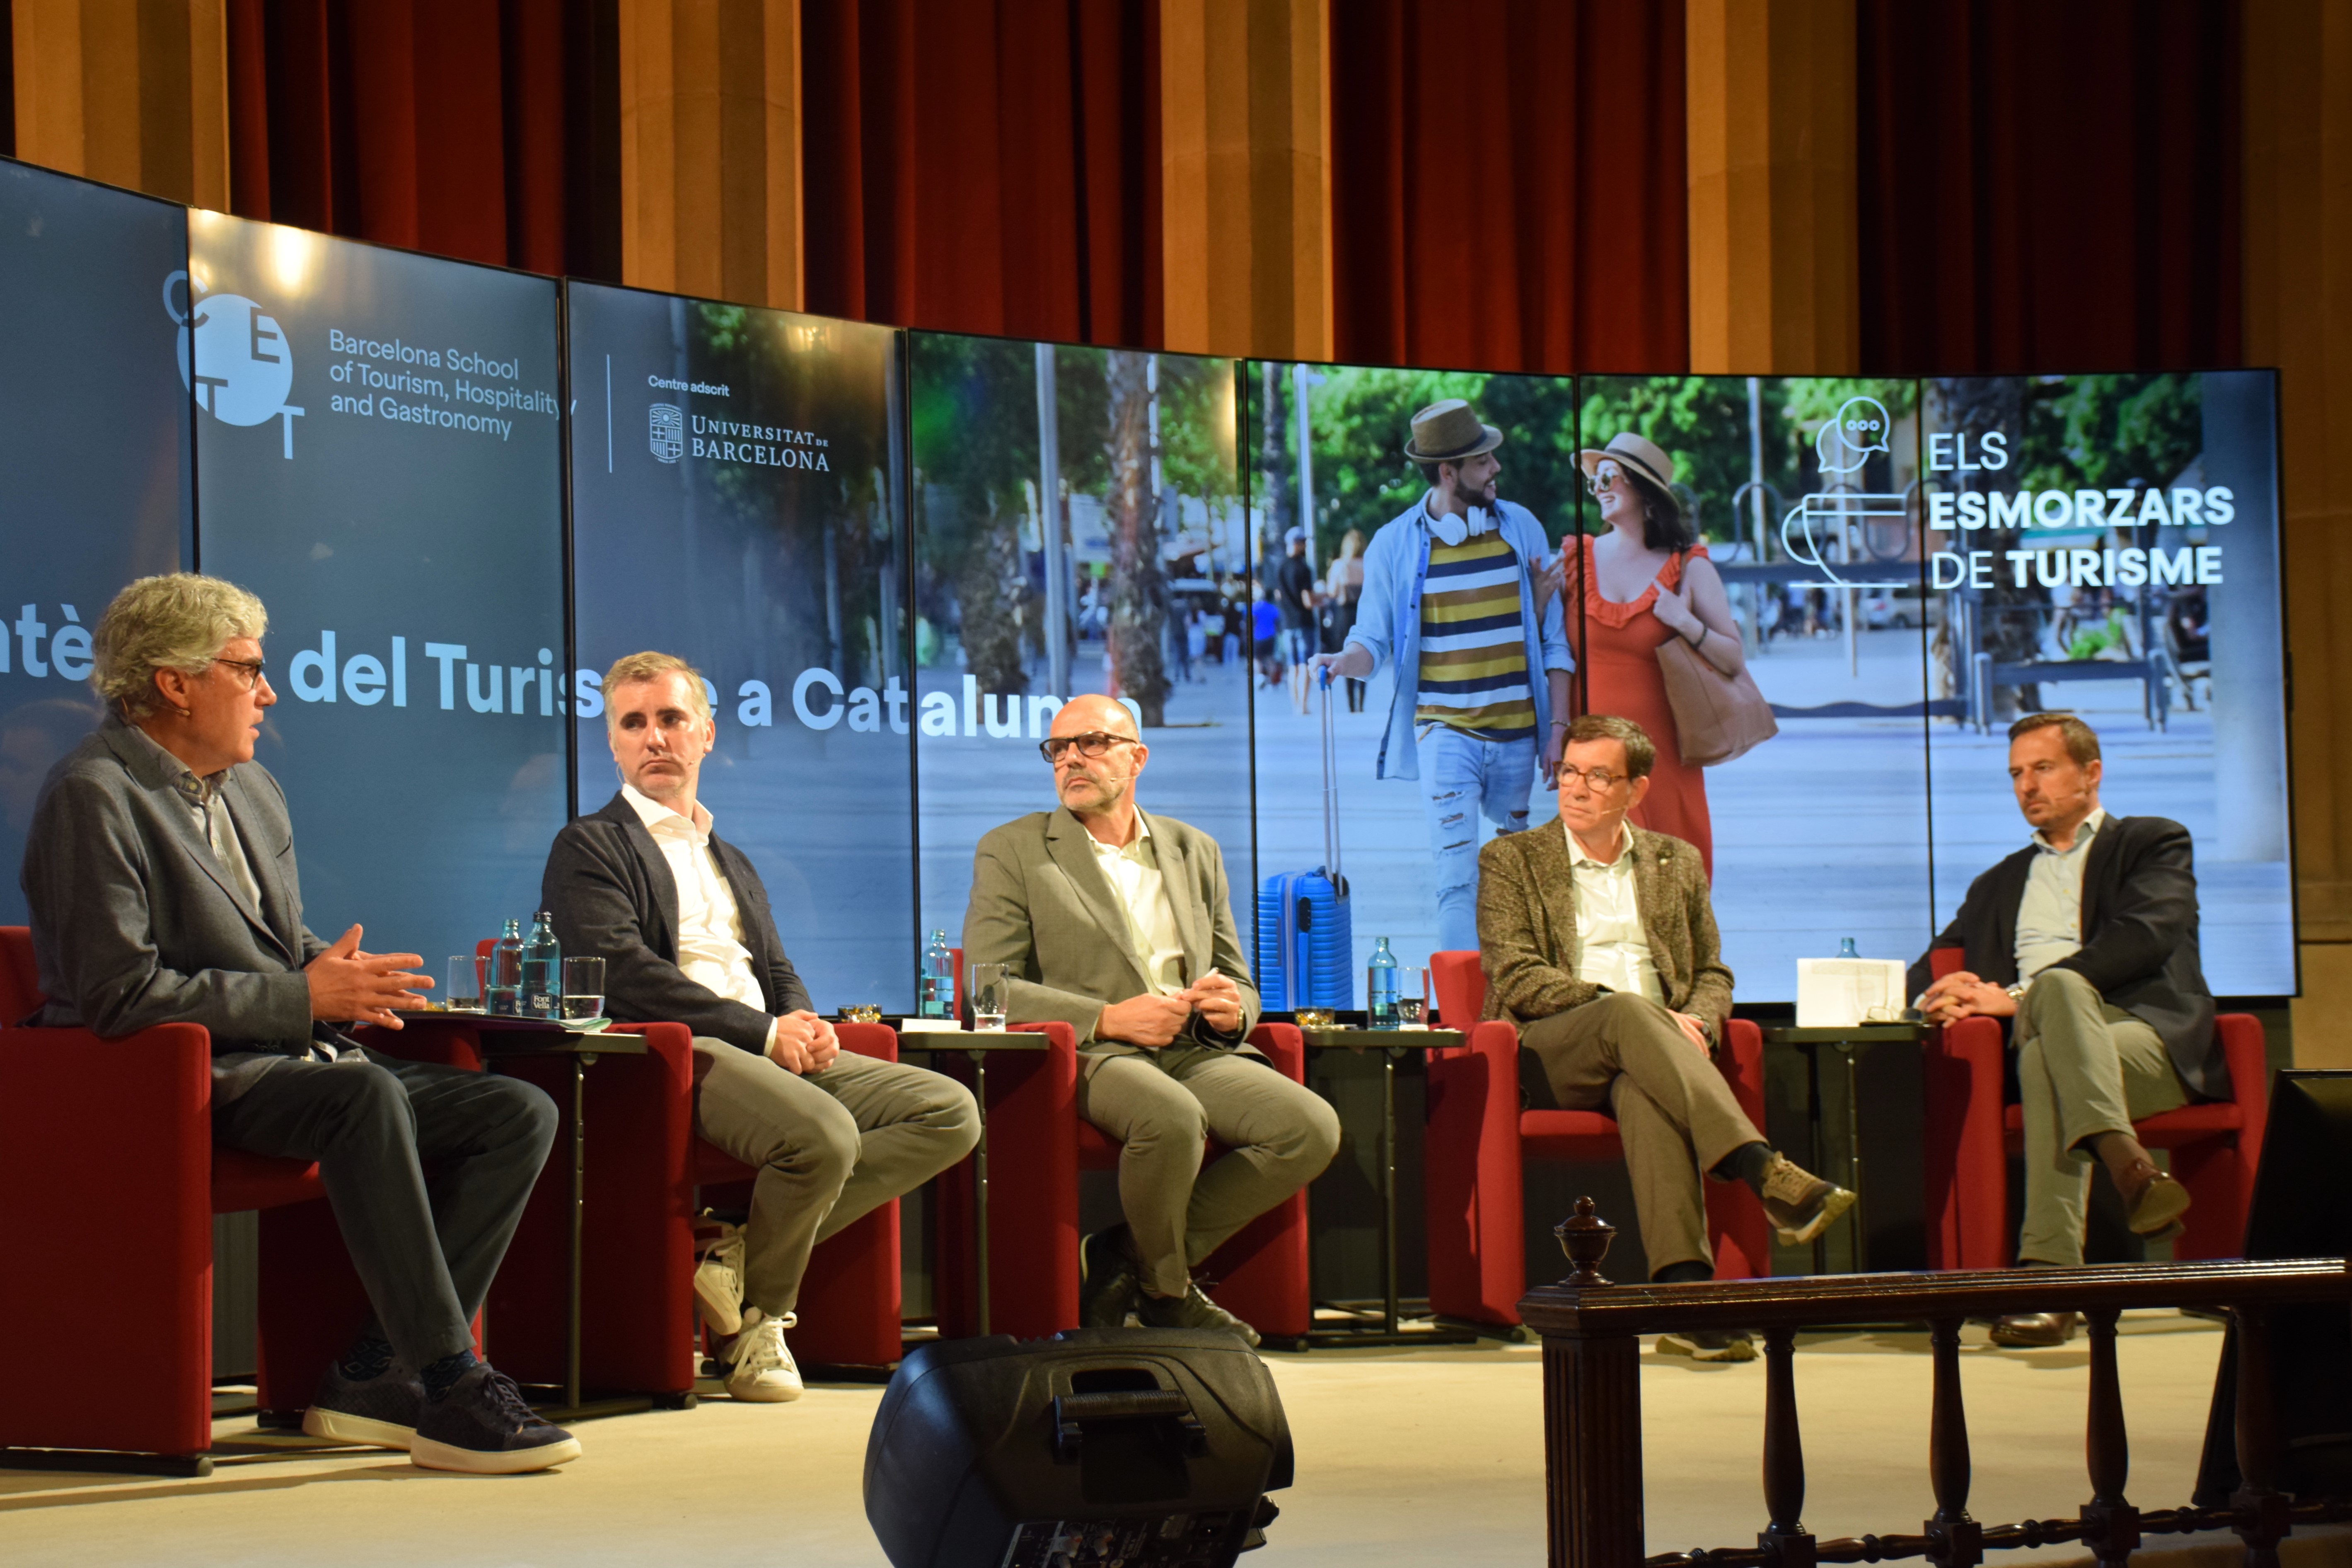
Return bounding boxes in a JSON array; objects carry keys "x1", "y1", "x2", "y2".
[{"x1": 1815, "y1": 394, "x2": 1893, "y2": 476}]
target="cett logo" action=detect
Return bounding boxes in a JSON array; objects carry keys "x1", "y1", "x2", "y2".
[{"x1": 164, "y1": 271, "x2": 305, "y2": 459}]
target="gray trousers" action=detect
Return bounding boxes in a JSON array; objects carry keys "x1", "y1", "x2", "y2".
[
  {"x1": 1076, "y1": 1047, "x2": 1342, "y2": 1297},
  {"x1": 691, "y1": 1041, "x2": 979, "y2": 1317},
  {"x1": 212, "y1": 1049, "x2": 558, "y2": 1371},
  {"x1": 1520, "y1": 993, "x2": 1764, "y2": 1277},
  {"x1": 2014, "y1": 968, "x2": 2189, "y2": 1266}
]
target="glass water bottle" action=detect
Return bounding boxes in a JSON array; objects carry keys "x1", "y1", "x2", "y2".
[{"x1": 1366, "y1": 937, "x2": 1400, "y2": 1029}]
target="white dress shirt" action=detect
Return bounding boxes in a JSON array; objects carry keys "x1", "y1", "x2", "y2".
[
  {"x1": 1564, "y1": 820, "x2": 1664, "y2": 1003},
  {"x1": 1087, "y1": 814, "x2": 1188, "y2": 995},
  {"x1": 2014, "y1": 807, "x2": 2106, "y2": 981},
  {"x1": 622, "y1": 783, "x2": 779, "y2": 1050}
]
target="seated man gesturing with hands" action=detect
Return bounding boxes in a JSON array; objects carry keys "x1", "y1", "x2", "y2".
[
  {"x1": 24, "y1": 574, "x2": 575, "y2": 1473},
  {"x1": 963, "y1": 694, "x2": 1340, "y2": 1348}
]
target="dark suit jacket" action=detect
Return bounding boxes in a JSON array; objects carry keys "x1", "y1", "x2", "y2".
[
  {"x1": 1475, "y1": 822, "x2": 1735, "y2": 1046},
  {"x1": 21, "y1": 716, "x2": 329, "y2": 1057},
  {"x1": 541, "y1": 791, "x2": 810, "y2": 1053},
  {"x1": 962, "y1": 805, "x2": 1260, "y2": 1057},
  {"x1": 1905, "y1": 813, "x2": 2223, "y2": 1100}
]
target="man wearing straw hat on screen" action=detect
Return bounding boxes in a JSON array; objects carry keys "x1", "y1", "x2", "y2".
[{"x1": 1314, "y1": 400, "x2": 1574, "y2": 954}]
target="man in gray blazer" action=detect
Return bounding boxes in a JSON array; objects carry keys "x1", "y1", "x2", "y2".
[
  {"x1": 964, "y1": 694, "x2": 1339, "y2": 1346},
  {"x1": 21, "y1": 574, "x2": 576, "y2": 1474}
]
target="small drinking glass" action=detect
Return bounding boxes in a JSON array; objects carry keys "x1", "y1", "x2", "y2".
[
  {"x1": 969, "y1": 962, "x2": 1010, "y2": 1031},
  {"x1": 446, "y1": 956, "x2": 483, "y2": 1012},
  {"x1": 838, "y1": 1004, "x2": 883, "y2": 1024},
  {"x1": 1395, "y1": 995, "x2": 1426, "y2": 1028},
  {"x1": 560, "y1": 956, "x2": 605, "y2": 1022}
]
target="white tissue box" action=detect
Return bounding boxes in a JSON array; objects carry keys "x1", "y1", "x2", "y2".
[{"x1": 1795, "y1": 958, "x2": 1909, "y2": 1028}]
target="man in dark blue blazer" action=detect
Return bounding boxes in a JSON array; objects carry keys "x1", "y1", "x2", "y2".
[
  {"x1": 24, "y1": 574, "x2": 575, "y2": 1473},
  {"x1": 1909, "y1": 713, "x2": 2223, "y2": 1345},
  {"x1": 542, "y1": 652, "x2": 975, "y2": 1402}
]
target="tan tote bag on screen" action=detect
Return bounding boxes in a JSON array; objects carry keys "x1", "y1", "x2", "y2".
[{"x1": 1655, "y1": 556, "x2": 1777, "y2": 766}]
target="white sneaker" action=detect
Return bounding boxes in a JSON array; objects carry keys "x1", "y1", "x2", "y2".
[
  {"x1": 722, "y1": 1308, "x2": 803, "y2": 1403},
  {"x1": 694, "y1": 1222, "x2": 745, "y2": 1337}
]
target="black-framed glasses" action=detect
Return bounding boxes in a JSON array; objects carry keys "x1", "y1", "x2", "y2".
[
  {"x1": 1039, "y1": 731, "x2": 1131, "y2": 764},
  {"x1": 209, "y1": 657, "x2": 270, "y2": 692},
  {"x1": 1557, "y1": 763, "x2": 1626, "y2": 791}
]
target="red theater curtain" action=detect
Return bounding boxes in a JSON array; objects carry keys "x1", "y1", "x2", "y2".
[
  {"x1": 225, "y1": 0, "x2": 621, "y2": 278},
  {"x1": 1856, "y1": 0, "x2": 2241, "y2": 374},
  {"x1": 800, "y1": 0, "x2": 1161, "y2": 346},
  {"x1": 1326, "y1": 0, "x2": 1687, "y2": 374}
]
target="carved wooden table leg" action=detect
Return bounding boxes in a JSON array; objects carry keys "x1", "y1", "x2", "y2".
[
  {"x1": 1924, "y1": 1317, "x2": 1982, "y2": 1568},
  {"x1": 1760, "y1": 1326, "x2": 1816, "y2": 1568},
  {"x1": 2231, "y1": 1305, "x2": 2290, "y2": 1568},
  {"x1": 2079, "y1": 1307, "x2": 2139, "y2": 1568},
  {"x1": 1544, "y1": 1334, "x2": 1644, "y2": 1568}
]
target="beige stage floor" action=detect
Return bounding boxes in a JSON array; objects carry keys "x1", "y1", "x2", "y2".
[{"x1": 2, "y1": 1310, "x2": 2339, "y2": 1567}]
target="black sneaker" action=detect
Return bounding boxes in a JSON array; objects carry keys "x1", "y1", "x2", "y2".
[
  {"x1": 1135, "y1": 1283, "x2": 1261, "y2": 1348},
  {"x1": 1078, "y1": 1229, "x2": 1141, "y2": 1329},
  {"x1": 302, "y1": 1358, "x2": 423, "y2": 1450},
  {"x1": 411, "y1": 1363, "x2": 581, "y2": 1474}
]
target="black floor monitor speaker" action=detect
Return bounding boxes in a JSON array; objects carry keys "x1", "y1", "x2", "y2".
[
  {"x1": 2195, "y1": 1069, "x2": 2352, "y2": 1504},
  {"x1": 864, "y1": 1328, "x2": 1293, "y2": 1568}
]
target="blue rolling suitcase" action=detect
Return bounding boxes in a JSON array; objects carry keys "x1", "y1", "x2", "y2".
[{"x1": 1256, "y1": 673, "x2": 1354, "y2": 1010}]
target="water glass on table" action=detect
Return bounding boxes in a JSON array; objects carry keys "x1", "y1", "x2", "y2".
[
  {"x1": 1395, "y1": 966, "x2": 1428, "y2": 1028},
  {"x1": 969, "y1": 962, "x2": 1010, "y2": 1032},
  {"x1": 560, "y1": 956, "x2": 605, "y2": 1022},
  {"x1": 446, "y1": 956, "x2": 484, "y2": 1013}
]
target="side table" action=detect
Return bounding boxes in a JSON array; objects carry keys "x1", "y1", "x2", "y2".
[
  {"x1": 1759, "y1": 1022, "x2": 1926, "y2": 1275},
  {"x1": 1298, "y1": 1027, "x2": 1474, "y2": 1346},
  {"x1": 393, "y1": 1013, "x2": 651, "y2": 1421},
  {"x1": 895, "y1": 1023, "x2": 1050, "y2": 1336}
]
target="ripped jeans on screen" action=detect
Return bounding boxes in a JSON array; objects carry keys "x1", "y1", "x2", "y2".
[{"x1": 1420, "y1": 723, "x2": 1537, "y2": 953}]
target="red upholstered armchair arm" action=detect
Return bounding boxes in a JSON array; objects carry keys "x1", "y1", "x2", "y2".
[
  {"x1": 836, "y1": 1020, "x2": 899, "y2": 1063},
  {"x1": 1424, "y1": 1017, "x2": 1525, "y2": 1325},
  {"x1": 1719, "y1": 1018, "x2": 1765, "y2": 1128},
  {"x1": 1246, "y1": 1021, "x2": 1305, "y2": 1082},
  {"x1": 1922, "y1": 1012, "x2": 2008, "y2": 1270},
  {"x1": 2215, "y1": 1014, "x2": 2268, "y2": 1174}
]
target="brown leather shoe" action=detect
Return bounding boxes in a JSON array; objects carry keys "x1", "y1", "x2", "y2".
[
  {"x1": 1989, "y1": 1311, "x2": 2078, "y2": 1348},
  {"x1": 2115, "y1": 1158, "x2": 2192, "y2": 1237}
]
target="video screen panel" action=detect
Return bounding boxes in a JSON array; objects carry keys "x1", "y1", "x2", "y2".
[
  {"x1": 909, "y1": 335, "x2": 1250, "y2": 959},
  {"x1": 0, "y1": 162, "x2": 192, "y2": 922},
  {"x1": 1921, "y1": 370, "x2": 2291, "y2": 997},
  {"x1": 1576, "y1": 376, "x2": 1936, "y2": 998},
  {"x1": 186, "y1": 211, "x2": 568, "y2": 971},
  {"x1": 1243, "y1": 362, "x2": 1591, "y2": 993},
  {"x1": 566, "y1": 282, "x2": 912, "y2": 1010}
]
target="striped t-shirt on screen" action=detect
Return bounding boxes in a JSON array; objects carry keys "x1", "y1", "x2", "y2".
[{"x1": 1415, "y1": 532, "x2": 1535, "y2": 742}]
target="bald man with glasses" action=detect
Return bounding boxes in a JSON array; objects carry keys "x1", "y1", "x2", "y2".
[{"x1": 963, "y1": 695, "x2": 1340, "y2": 1347}]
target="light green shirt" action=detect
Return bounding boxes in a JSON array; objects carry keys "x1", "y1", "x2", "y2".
[{"x1": 1087, "y1": 815, "x2": 1187, "y2": 995}]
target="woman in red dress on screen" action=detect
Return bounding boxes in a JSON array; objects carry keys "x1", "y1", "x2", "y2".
[{"x1": 1557, "y1": 433, "x2": 1748, "y2": 877}]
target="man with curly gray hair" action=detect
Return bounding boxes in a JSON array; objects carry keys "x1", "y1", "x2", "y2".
[{"x1": 22, "y1": 572, "x2": 578, "y2": 1474}]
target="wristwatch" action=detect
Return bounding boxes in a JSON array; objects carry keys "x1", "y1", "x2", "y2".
[{"x1": 2004, "y1": 981, "x2": 2029, "y2": 1002}]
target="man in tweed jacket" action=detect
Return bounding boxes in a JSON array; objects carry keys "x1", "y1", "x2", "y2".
[{"x1": 1477, "y1": 716, "x2": 1849, "y2": 1354}]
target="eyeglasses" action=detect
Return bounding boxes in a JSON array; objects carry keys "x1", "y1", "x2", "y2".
[
  {"x1": 1039, "y1": 731, "x2": 1132, "y2": 764},
  {"x1": 1557, "y1": 763, "x2": 1627, "y2": 791},
  {"x1": 208, "y1": 657, "x2": 270, "y2": 692}
]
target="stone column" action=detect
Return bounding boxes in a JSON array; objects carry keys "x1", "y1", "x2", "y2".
[
  {"x1": 619, "y1": 0, "x2": 803, "y2": 310},
  {"x1": 12, "y1": 0, "x2": 230, "y2": 210},
  {"x1": 1160, "y1": 0, "x2": 1331, "y2": 361},
  {"x1": 1685, "y1": 0, "x2": 1858, "y2": 374},
  {"x1": 2247, "y1": 2, "x2": 2352, "y2": 1064}
]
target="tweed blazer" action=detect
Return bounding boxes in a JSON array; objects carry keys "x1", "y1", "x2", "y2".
[
  {"x1": 21, "y1": 716, "x2": 330, "y2": 1061},
  {"x1": 962, "y1": 805, "x2": 1260, "y2": 1058},
  {"x1": 1475, "y1": 821, "x2": 1734, "y2": 1044}
]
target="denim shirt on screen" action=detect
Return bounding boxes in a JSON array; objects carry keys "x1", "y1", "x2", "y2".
[{"x1": 1343, "y1": 495, "x2": 1575, "y2": 781}]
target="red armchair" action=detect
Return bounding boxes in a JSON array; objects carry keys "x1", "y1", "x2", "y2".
[
  {"x1": 924, "y1": 949, "x2": 1316, "y2": 1344},
  {"x1": 1422, "y1": 950, "x2": 1772, "y2": 1328},
  {"x1": 1920, "y1": 948, "x2": 2268, "y2": 1269},
  {"x1": 0, "y1": 926, "x2": 329, "y2": 1474}
]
